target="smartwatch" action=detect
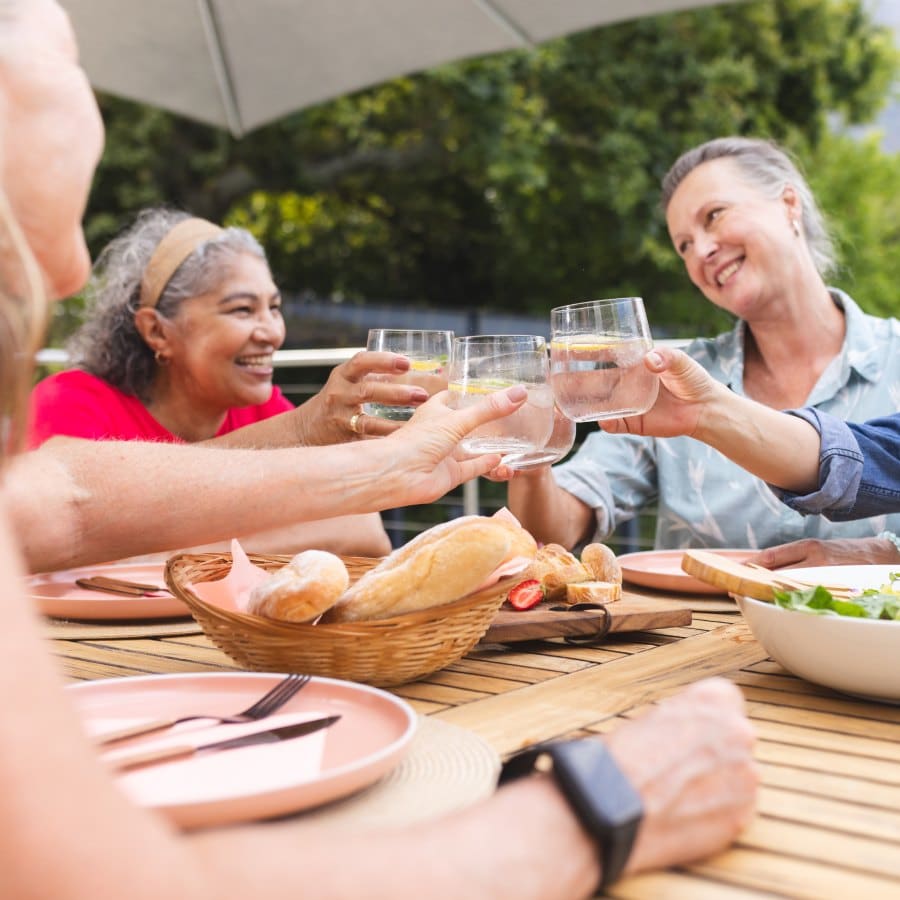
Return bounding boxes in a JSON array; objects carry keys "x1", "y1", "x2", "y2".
[{"x1": 499, "y1": 739, "x2": 643, "y2": 892}]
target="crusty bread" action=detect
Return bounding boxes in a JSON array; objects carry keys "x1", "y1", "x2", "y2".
[
  {"x1": 523, "y1": 541, "x2": 622, "y2": 603},
  {"x1": 527, "y1": 544, "x2": 585, "y2": 590},
  {"x1": 322, "y1": 516, "x2": 535, "y2": 623},
  {"x1": 248, "y1": 550, "x2": 350, "y2": 623},
  {"x1": 542, "y1": 563, "x2": 592, "y2": 603},
  {"x1": 566, "y1": 580, "x2": 622, "y2": 605},
  {"x1": 581, "y1": 543, "x2": 622, "y2": 585}
]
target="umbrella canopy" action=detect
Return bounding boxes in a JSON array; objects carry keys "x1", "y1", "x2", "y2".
[{"x1": 63, "y1": 0, "x2": 735, "y2": 137}]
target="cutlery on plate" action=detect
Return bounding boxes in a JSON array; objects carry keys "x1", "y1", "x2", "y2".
[
  {"x1": 75, "y1": 575, "x2": 170, "y2": 596},
  {"x1": 96, "y1": 672, "x2": 312, "y2": 744},
  {"x1": 104, "y1": 715, "x2": 340, "y2": 771}
]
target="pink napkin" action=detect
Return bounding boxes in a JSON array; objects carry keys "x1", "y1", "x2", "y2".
[{"x1": 189, "y1": 539, "x2": 271, "y2": 613}]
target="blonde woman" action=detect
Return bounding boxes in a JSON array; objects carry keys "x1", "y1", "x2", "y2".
[{"x1": 510, "y1": 137, "x2": 900, "y2": 554}]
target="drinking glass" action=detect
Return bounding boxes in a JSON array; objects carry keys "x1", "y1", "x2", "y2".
[
  {"x1": 502, "y1": 404, "x2": 576, "y2": 470},
  {"x1": 448, "y1": 334, "x2": 554, "y2": 460},
  {"x1": 550, "y1": 297, "x2": 659, "y2": 422},
  {"x1": 362, "y1": 329, "x2": 453, "y2": 421}
]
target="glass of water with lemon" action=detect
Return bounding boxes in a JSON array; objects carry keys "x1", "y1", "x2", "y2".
[
  {"x1": 362, "y1": 329, "x2": 453, "y2": 421},
  {"x1": 550, "y1": 298, "x2": 659, "y2": 422},
  {"x1": 448, "y1": 334, "x2": 554, "y2": 460}
]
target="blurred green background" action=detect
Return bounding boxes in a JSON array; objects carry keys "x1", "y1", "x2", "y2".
[{"x1": 49, "y1": 0, "x2": 900, "y2": 347}]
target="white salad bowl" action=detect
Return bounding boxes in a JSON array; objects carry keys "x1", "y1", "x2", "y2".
[{"x1": 735, "y1": 564, "x2": 900, "y2": 704}]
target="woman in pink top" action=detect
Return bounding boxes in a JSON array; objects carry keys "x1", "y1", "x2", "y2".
[{"x1": 29, "y1": 208, "x2": 392, "y2": 556}]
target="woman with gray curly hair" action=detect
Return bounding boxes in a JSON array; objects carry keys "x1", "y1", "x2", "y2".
[
  {"x1": 28, "y1": 207, "x2": 394, "y2": 555},
  {"x1": 31, "y1": 208, "x2": 291, "y2": 444},
  {"x1": 509, "y1": 136, "x2": 900, "y2": 564}
]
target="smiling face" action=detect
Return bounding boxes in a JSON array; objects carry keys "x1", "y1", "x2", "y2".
[
  {"x1": 0, "y1": 0, "x2": 105, "y2": 300},
  {"x1": 665, "y1": 157, "x2": 803, "y2": 321},
  {"x1": 157, "y1": 253, "x2": 286, "y2": 414}
]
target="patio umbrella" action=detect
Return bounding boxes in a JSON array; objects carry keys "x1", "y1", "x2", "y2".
[{"x1": 63, "y1": 0, "x2": 737, "y2": 137}]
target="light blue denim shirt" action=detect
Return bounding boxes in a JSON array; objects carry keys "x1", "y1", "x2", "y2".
[{"x1": 553, "y1": 289, "x2": 900, "y2": 549}]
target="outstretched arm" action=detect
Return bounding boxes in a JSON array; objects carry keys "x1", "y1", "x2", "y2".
[
  {"x1": 7, "y1": 387, "x2": 525, "y2": 573},
  {"x1": 600, "y1": 348, "x2": 822, "y2": 494}
]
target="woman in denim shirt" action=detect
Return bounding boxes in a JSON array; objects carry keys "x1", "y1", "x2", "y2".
[
  {"x1": 601, "y1": 346, "x2": 900, "y2": 557},
  {"x1": 509, "y1": 137, "x2": 900, "y2": 559}
]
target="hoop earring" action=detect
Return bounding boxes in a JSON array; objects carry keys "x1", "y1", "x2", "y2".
[
  {"x1": 154, "y1": 350, "x2": 169, "y2": 366},
  {"x1": 792, "y1": 219, "x2": 801, "y2": 238}
]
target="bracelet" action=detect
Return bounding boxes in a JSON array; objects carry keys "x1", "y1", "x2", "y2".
[
  {"x1": 878, "y1": 531, "x2": 900, "y2": 557},
  {"x1": 499, "y1": 739, "x2": 643, "y2": 892}
]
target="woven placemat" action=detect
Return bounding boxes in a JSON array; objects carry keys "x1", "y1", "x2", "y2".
[
  {"x1": 295, "y1": 715, "x2": 500, "y2": 829},
  {"x1": 44, "y1": 618, "x2": 203, "y2": 640}
]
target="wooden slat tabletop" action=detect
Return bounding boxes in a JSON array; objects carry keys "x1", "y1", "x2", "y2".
[{"x1": 52, "y1": 587, "x2": 900, "y2": 898}]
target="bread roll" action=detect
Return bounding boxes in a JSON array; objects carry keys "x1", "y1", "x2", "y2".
[
  {"x1": 248, "y1": 550, "x2": 350, "y2": 623},
  {"x1": 527, "y1": 544, "x2": 579, "y2": 577},
  {"x1": 581, "y1": 543, "x2": 622, "y2": 585},
  {"x1": 323, "y1": 516, "x2": 535, "y2": 623},
  {"x1": 542, "y1": 563, "x2": 592, "y2": 603},
  {"x1": 566, "y1": 581, "x2": 622, "y2": 605}
]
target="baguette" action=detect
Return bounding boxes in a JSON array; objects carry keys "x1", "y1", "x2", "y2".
[{"x1": 323, "y1": 515, "x2": 536, "y2": 623}]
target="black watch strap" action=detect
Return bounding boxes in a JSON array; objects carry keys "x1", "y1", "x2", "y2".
[{"x1": 499, "y1": 739, "x2": 643, "y2": 892}]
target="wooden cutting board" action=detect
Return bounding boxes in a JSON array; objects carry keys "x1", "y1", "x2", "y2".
[
  {"x1": 680, "y1": 549, "x2": 857, "y2": 601},
  {"x1": 681, "y1": 549, "x2": 780, "y2": 601},
  {"x1": 481, "y1": 592, "x2": 691, "y2": 644}
]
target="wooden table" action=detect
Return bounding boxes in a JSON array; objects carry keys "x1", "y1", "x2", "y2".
[{"x1": 51, "y1": 587, "x2": 900, "y2": 898}]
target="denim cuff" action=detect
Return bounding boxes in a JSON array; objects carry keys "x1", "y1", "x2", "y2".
[{"x1": 768, "y1": 408, "x2": 863, "y2": 516}]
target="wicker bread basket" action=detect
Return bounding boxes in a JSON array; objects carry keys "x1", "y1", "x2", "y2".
[{"x1": 165, "y1": 551, "x2": 517, "y2": 687}]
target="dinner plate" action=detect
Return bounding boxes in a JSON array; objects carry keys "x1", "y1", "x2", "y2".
[
  {"x1": 68, "y1": 672, "x2": 417, "y2": 828},
  {"x1": 26, "y1": 562, "x2": 189, "y2": 620},
  {"x1": 617, "y1": 548, "x2": 752, "y2": 595}
]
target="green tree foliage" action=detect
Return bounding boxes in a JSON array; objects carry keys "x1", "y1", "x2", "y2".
[{"x1": 81, "y1": 0, "x2": 899, "y2": 341}]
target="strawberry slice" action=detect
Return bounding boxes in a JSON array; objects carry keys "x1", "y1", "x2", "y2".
[{"x1": 507, "y1": 579, "x2": 544, "y2": 611}]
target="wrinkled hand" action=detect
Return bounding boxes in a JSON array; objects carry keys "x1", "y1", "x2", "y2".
[
  {"x1": 379, "y1": 386, "x2": 528, "y2": 505},
  {"x1": 599, "y1": 347, "x2": 725, "y2": 439},
  {"x1": 604, "y1": 678, "x2": 758, "y2": 875},
  {"x1": 300, "y1": 351, "x2": 431, "y2": 444},
  {"x1": 748, "y1": 536, "x2": 900, "y2": 569}
]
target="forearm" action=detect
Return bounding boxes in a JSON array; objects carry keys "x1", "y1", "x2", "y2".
[
  {"x1": 694, "y1": 391, "x2": 821, "y2": 494},
  {"x1": 187, "y1": 776, "x2": 599, "y2": 900},
  {"x1": 507, "y1": 468, "x2": 594, "y2": 548},
  {"x1": 202, "y1": 407, "x2": 309, "y2": 449},
  {"x1": 9, "y1": 438, "x2": 399, "y2": 572}
]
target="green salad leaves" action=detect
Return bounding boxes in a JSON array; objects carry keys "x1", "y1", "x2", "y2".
[{"x1": 773, "y1": 572, "x2": 900, "y2": 620}]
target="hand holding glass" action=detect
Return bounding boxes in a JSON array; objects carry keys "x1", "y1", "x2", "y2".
[
  {"x1": 362, "y1": 329, "x2": 453, "y2": 421},
  {"x1": 447, "y1": 335, "x2": 554, "y2": 460},
  {"x1": 550, "y1": 297, "x2": 659, "y2": 422}
]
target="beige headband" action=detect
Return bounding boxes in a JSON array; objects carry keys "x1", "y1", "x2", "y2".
[{"x1": 138, "y1": 217, "x2": 225, "y2": 308}]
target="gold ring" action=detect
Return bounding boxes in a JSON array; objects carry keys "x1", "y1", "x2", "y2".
[{"x1": 349, "y1": 412, "x2": 363, "y2": 435}]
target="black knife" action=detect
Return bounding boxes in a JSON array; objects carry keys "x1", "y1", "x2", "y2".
[{"x1": 105, "y1": 715, "x2": 340, "y2": 771}]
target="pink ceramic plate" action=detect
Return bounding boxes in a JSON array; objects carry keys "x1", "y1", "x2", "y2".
[
  {"x1": 26, "y1": 562, "x2": 190, "y2": 620},
  {"x1": 618, "y1": 549, "x2": 751, "y2": 595},
  {"x1": 68, "y1": 672, "x2": 416, "y2": 828}
]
